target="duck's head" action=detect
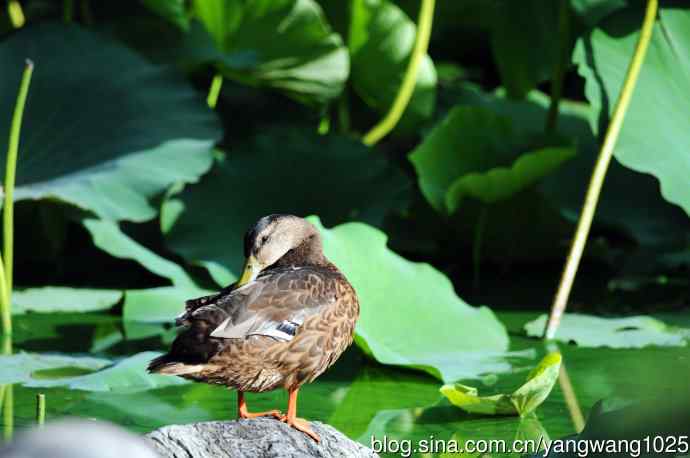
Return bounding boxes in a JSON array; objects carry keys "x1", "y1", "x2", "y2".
[{"x1": 237, "y1": 214, "x2": 322, "y2": 286}]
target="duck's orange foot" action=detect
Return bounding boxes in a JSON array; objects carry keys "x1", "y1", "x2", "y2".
[
  {"x1": 281, "y1": 416, "x2": 320, "y2": 443},
  {"x1": 239, "y1": 409, "x2": 283, "y2": 420}
]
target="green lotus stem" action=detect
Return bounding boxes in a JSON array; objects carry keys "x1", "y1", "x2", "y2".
[
  {"x1": 2, "y1": 386, "x2": 12, "y2": 442},
  {"x1": 0, "y1": 387, "x2": 6, "y2": 417},
  {"x1": 558, "y1": 362, "x2": 585, "y2": 431},
  {"x1": 545, "y1": 0, "x2": 571, "y2": 134},
  {"x1": 362, "y1": 0, "x2": 435, "y2": 146},
  {"x1": 544, "y1": 0, "x2": 658, "y2": 340},
  {"x1": 7, "y1": 0, "x2": 25, "y2": 28},
  {"x1": 1, "y1": 335, "x2": 9, "y2": 355},
  {"x1": 546, "y1": 342, "x2": 584, "y2": 431},
  {"x1": 36, "y1": 394, "x2": 46, "y2": 426},
  {"x1": 207, "y1": 73, "x2": 223, "y2": 109},
  {"x1": 1, "y1": 60, "x2": 34, "y2": 336},
  {"x1": 0, "y1": 336, "x2": 10, "y2": 436},
  {"x1": 0, "y1": 256, "x2": 8, "y2": 335}
]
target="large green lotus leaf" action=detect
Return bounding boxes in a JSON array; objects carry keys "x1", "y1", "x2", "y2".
[
  {"x1": 0, "y1": 352, "x2": 111, "y2": 386},
  {"x1": 25, "y1": 352, "x2": 189, "y2": 392},
  {"x1": 83, "y1": 218, "x2": 195, "y2": 288},
  {"x1": 60, "y1": 352, "x2": 188, "y2": 392},
  {"x1": 0, "y1": 22, "x2": 220, "y2": 222},
  {"x1": 440, "y1": 352, "x2": 562, "y2": 417},
  {"x1": 445, "y1": 85, "x2": 690, "y2": 246},
  {"x1": 12, "y1": 287, "x2": 122, "y2": 315},
  {"x1": 409, "y1": 105, "x2": 564, "y2": 214},
  {"x1": 163, "y1": 127, "x2": 410, "y2": 286},
  {"x1": 346, "y1": 0, "x2": 436, "y2": 131},
  {"x1": 315, "y1": 218, "x2": 509, "y2": 382},
  {"x1": 573, "y1": 6, "x2": 690, "y2": 217},
  {"x1": 194, "y1": 0, "x2": 349, "y2": 105},
  {"x1": 446, "y1": 146, "x2": 575, "y2": 213},
  {"x1": 0, "y1": 352, "x2": 185, "y2": 392},
  {"x1": 409, "y1": 106, "x2": 514, "y2": 212},
  {"x1": 407, "y1": 88, "x2": 575, "y2": 262},
  {"x1": 525, "y1": 314, "x2": 688, "y2": 348}
]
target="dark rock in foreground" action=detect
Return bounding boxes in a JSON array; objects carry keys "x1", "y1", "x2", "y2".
[{"x1": 146, "y1": 418, "x2": 378, "y2": 458}]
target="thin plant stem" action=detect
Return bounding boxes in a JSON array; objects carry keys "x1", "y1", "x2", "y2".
[
  {"x1": 0, "y1": 255, "x2": 7, "y2": 335},
  {"x1": 7, "y1": 0, "x2": 25, "y2": 28},
  {"x1": 547, "y1": 342, "x2": 585, "y2": 432},
  {"x1": 207, "y1": 73, "x2": 223, "y2": 109},
  {"x1": 362, "y1": 0, "x2": 435, "y2": 146},
  {"x1": 544, "y1": 0, "x2": 658, "y2": 339},
  {"x1": 2, "y1": 385, "x2": 12, "y2": 442},
  {"x1": 545, "y1": 0, "x2": 571, "y2": 134},
  {"x1": 0, "y1": 386, "x2": 5, "y2": 421},
  {"x1": 36, "y1": 394, "x2": 46, "y2": 426},
  {"x1": 1, "y1": 60, "x2": 34, "y2": 336},
  {"x1": 558, "y1": 363, "x2": 585, "y2": 431},
  {"x1": 0, "y1": 336, "x2": 8, "y2": 426},
  {"x1": 1, "y1": 335, "x2": 10, "y2": 354},
  {"x1": 1, "y1": 338, "x2": 12, "y2": 439}
]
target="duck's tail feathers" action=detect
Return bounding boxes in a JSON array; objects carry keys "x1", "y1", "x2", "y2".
[{"x1": 147, "y1": 354, "x2": 205, "y2": 376}]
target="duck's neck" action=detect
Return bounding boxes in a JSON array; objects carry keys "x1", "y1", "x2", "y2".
[{"x1": 273, "y1": 233, "x2": 332, "y2": 269}]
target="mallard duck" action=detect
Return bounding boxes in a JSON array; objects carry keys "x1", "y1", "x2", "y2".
[{"x1": 148, "y1": 214, "x2": 359, "y2": 442}]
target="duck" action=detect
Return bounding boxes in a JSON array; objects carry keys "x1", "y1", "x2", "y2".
[{"x1": 148, "y1": 214, "x2": 360, "y2": 442}]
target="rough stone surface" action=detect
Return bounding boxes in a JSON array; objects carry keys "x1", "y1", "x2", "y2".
[
  {"x1": 145, "y1": 418, "x2": 378, "y2": 458},
  {"x1": 1, "y1": 418, "x2": 159, "y2": 458}
]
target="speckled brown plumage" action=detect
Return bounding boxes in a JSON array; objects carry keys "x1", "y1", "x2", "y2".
[
  {"x1": 148, "y1": 215, "x2": 359, "y2": 441},
  {"x1": 160, "y1": 266, "x2": 358, "y2": 392}
]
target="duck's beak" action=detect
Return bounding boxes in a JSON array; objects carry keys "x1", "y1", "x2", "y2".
[{"x1": 236, "y1": 254, "x2": 262, "y2": 287}]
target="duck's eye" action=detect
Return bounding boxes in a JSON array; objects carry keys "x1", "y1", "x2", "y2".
[{"x1": 261, "y1": 235, "x2": 269, "y2": 245}]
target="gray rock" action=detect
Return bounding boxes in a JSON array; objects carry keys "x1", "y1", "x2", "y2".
[
  {"x1": 1, "y1": 418, "x2": 158, "y2": 458},
  {"x1": 146, "y1": 418, "x2": 378, "y2": 458}
]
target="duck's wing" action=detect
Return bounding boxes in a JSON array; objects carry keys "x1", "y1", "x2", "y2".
[
  {"x1": 208, "y1": 267, "x2": 338, "y2": 341},
  {"x1": 148, "y1": 267, "x2": 338, "y2": 371}
]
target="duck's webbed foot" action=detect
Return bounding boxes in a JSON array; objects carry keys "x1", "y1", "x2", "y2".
[
  {"x1": 281, "y1": 386, "x2": 320, "y2": 443},
  {"x1": 281, "y1": 415, "x2": 320, "y2": 443}
]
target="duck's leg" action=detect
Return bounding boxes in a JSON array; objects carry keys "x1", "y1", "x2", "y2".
[
  {"x1": 281, "y1": 387, "x2": 320, "y2": 443},
  {"x1": 236, "y1": 391, "x2": 282, "y2": 419}
]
